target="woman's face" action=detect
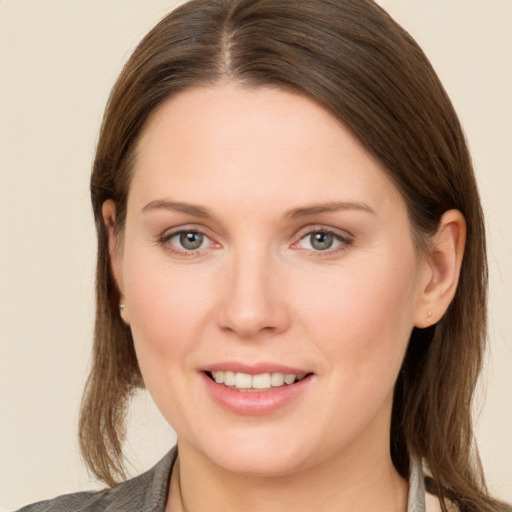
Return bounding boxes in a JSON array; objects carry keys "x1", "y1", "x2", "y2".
[{"x1": 110, "y1": 83, "x2": 430, "y2": 476}]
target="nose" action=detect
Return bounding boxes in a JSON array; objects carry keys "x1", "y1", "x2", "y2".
[{"x1": 217, "y1": 248, "x2": 291, "y2": 340}]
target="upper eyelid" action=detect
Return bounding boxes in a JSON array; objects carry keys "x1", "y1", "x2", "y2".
[
  {"x1": 294, "y1": 224, "x2": 354, "y2": 240},
  {"x1": 160, "y1": 224, "x2": 214, "y2": 239}
]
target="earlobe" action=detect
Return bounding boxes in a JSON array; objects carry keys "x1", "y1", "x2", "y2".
[
  {"x1": 414, "y1": 209, "x2": 466, "y2": 328},
  {"x1": 102, "y1": 200, "x2": 130, "y2": 324}
]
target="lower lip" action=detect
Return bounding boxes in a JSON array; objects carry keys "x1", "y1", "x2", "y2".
[{"x1": 201, "y1": 372, "x2": 313, "y2": 416}]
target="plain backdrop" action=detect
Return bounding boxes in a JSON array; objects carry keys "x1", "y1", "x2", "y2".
[{"x1": 0, "y1": 0, "x2": 510, "y2": 509}]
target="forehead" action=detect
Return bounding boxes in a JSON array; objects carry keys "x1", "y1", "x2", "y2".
[{"x1": 130, "y1": 83, "x2": 404, "y2": 216}]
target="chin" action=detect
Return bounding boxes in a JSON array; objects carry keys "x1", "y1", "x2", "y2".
[
  {"x1": 182, "y1": 423, "x2": 325, "y2": 477},
  {"x1": 209, "y1": 446, "x2": 309, "y2": 477}
]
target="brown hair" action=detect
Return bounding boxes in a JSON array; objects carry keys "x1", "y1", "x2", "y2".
[{"x1": 80, "y1": 1, "x2": 505, "y2": 510}]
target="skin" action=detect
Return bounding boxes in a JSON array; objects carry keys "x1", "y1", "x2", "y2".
[{"x1": 103, "y1": 83, "x2": 465, "y2": 512}]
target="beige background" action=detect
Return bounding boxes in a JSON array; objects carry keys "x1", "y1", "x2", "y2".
[{"x1": 0, "y1": 0, "x2": 510, "y2": 509}]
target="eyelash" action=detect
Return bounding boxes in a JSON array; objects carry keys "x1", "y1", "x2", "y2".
[
  {"x1": 157, "y1": 226, "x2": 217, "y2": 257},
  {"x1": 157, "y1": 226, "x2": 354, "y2": 257},
  {"x1": 293, "y1": 227, "x2": 354, "y2": 255}
]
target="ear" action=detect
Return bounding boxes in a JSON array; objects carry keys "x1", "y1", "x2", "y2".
[
  {"x1": 102, "y1": 200, "x2": 130, "y2": 325},
  {"x1": 414, "y1": 209, "x2": 466, "y2": 328}
]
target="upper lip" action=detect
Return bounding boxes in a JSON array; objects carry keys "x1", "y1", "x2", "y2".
[{"x1": 202, "y1": 362, "x2": 312, "y2": 375}]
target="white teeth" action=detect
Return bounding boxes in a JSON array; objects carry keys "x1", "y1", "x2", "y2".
[
  {"x1": 284, "y1": 373, "x2": 296, "y2": 385},
  {"x1": 271, "y1": 372, "x2": 285, "y2": 387},
  {"x1": 209, "y1": 370, "x2": 307, "y2": 390},
  {"x1": 252, "y1": 373, "x2": 271, "y2": 389},
  {"x1": 224, "y1": 371, "x2": 236, "y2": 386},
  {"x1": 235, "y1": 372, "x2": 252, "y2": 389}
]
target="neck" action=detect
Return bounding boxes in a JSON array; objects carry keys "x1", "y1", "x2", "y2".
[{"x1": 168, "y1": 438, "x2": 408, "y2": 512}]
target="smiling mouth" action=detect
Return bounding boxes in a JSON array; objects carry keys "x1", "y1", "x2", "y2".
[{"x1": 205, "y1": 370, "x2": 311, "y2": 391}]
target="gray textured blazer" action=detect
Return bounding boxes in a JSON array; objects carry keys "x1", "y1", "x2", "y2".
[{"x1": 16, "y1": 446, "x2": 430, "y2": 512}]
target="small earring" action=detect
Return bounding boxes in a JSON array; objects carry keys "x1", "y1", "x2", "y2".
[
  {"x1": 119, "y1": 303, "x2": 126, "y2": 310},
  {"x1": 426, "y1": 311, "x2": 433, "y2": 325}
]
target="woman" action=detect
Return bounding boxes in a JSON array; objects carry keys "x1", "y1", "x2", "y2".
[{"x1": 16, "y1": 0, "x2": 510, "y2": 511}]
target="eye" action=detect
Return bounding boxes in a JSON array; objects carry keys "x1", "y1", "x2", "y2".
[
  {"x1": 305, "y1": 232, "x2": 336, "y2": 251},
  {"x1": 295, "y1": 229, "x2": 352, "y2": 253},
  {"x1": 163, "y1": 230, "x2": 213, "y2": 253}
]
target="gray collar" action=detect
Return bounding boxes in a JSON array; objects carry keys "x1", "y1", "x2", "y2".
[{"x1": 408, "y1": 458, "x2": 427, "y2": 512}]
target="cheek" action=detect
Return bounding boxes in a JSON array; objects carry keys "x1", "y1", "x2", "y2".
[
  {"x1": 300, "y1": 249, "x2": 420, "y2": 392},
  {"x1": 121, "y1": 245, "x2": 215, "y2": 371},
  {"x1": 121, "y1": 251, "x2": 219, "y2": 423}
]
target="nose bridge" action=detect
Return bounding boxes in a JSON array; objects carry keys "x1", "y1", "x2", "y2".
[{"x1": 218, "y1": 241, "x2": 289, "y2": 338}]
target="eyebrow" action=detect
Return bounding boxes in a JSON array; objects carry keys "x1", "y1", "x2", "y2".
[
  {"x1": 141, "y1": 200, "x2": 212, "y2": 218},
  {"x1": 282, "y1": 201, "x2": 376, "y2": 220},
  {"x1": 141, "y1": 199, "x2": 375, "y2": 220}
]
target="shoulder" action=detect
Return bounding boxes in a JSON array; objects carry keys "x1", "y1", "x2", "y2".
[
  {"x1": 15, "y1": 447, "x2": 177, "y2": 512},
  {"x1": 15, "y1": 488, "x2": 111, "y2": 512}
]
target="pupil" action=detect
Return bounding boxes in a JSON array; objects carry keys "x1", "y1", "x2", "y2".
[
  {"x1": 180, "y1": 232, "x2": 203, "y2": 250},
  {"x1": 311, "y1": 232, "x2": 333, "y2": 250}
]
